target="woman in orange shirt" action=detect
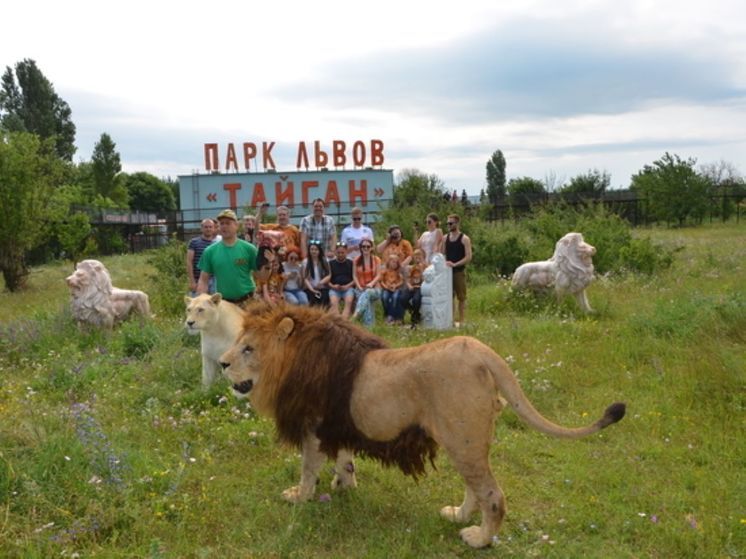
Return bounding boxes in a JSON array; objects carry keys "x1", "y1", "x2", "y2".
[{"x1": 352, "y1": 239, "x2": 381, "y2": 326}]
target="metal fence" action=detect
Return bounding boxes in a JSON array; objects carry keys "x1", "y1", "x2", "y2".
[{"x1": 87, "y1": 193, "x2": 743, "y2": 254}]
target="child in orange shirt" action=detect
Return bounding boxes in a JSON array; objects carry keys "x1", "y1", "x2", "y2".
[
  {"x1": 380, "y1": 253, "x2": 406, "y2": 324},
  {"x1": 407, "y1": 248, "x2": 426, "y2": 326}
]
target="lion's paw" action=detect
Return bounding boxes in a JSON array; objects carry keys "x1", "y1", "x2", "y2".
[
  {"x1": 331, "y1": 472, "x2": 357, "y2": 491},
  {"x1": 440, "y1": 505, "x2": 469, "y2": 523},
  {"x1": 459, "y1": 526, "x2": 492, "y2": 548},
  {"x1": 281, "y1": 485, "x2": 311, "y2": 503}
]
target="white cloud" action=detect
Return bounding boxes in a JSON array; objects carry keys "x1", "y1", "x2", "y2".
[{"x1": 2, "y1": 0, "x2": 745, "y2": 192}]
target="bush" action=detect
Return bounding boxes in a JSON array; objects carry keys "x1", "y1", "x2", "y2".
[
  {"x1": 467, "y1": 221, "x2": 528, "y2": 276},
  {"x1": 118, "y1": 320, "x2": 158, "y2": 359},
  {"x1": 619, "y1": 237, "x2": 676, "y2": 274},
  {"x1": 146, "y1": 240, "x2": 187, "y2": 317}
]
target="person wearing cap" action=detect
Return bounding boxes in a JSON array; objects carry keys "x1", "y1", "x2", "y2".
[
  {"x1": 299, "y1": 198, "x2": 336, "y2": 260},
  {"x1": 340, "y1": 206, "x2": 374, "y2": 261},
  {"x1": 197, "y1": 209, "x2": 269, "y2": 307}
]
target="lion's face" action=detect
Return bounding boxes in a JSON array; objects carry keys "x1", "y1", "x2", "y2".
[
  {"x1": 66, "y1": 260, "x2": 112, "y2": 296},
  {"x1": 556, "y1": 233, "x2": 596, "y2": 266},
  {"x1": 219, "y1": 331, "x2": 264, "y2": 398},
  {"x1": 569, "y1": 233, "x2": 596, "y2": 265},
  {"x1": 184, "y1": 293, "x2": 223, "y2": 335}
]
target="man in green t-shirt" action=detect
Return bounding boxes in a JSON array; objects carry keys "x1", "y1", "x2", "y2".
[{"x1": 197, "y1": 209, "x2": 267, "y2": 307}]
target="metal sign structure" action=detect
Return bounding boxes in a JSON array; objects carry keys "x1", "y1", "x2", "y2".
[{"x1": 178, "y1": 169, "x2": 394, "y2": 223}]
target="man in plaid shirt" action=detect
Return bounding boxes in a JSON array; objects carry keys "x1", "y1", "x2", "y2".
[{"x1": 300, "y1": 198, "x2": 337, "y2": 259}]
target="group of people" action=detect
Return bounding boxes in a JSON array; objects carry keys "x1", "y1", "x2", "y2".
[{"x1": 186, "y1": 199, "x2": 472, "y2": 327}]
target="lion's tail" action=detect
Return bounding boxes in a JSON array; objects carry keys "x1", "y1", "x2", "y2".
[{"x1": 486, "y1": 351, "x2": 625, "y2": 439}]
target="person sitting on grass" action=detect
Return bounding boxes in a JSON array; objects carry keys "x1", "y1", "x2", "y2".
[
  {"x1": 352, "y1": 238, "x2": 382, "y2": 326},
  {"x1": 303, "y1": 240, "x2": 330, "y2": 307},
  {"x1": 282, "y1": 247, "x2": 308, "y2": 305},
  {"x1": 260, "y1": 250, "x2": 284, "y2": 306},
  {"x1": 406, "y1": 248, "x2": 427, "y2": 326},
  {"x1": 328, "y1": 242, "x2": 356, "y2": 319},
  {"x1": 380, "y1": 253, "x2": 406, "y2": 324}
]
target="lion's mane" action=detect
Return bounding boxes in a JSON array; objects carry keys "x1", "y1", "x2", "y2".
[
  {"x1": 552, "y1": 232, "x2": 595, "y2": 295},
  {"x1": 244, "y1": 303, "x2": 438, "y2": 477}
]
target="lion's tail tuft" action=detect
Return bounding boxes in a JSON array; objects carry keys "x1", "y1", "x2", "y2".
[{"x1": 596, "y1": 402, "x2": 626, "y2": 429}]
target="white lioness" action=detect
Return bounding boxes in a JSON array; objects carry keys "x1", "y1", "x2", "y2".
[{"x1": 184, "y1": 293, "x2": 244, "y2": 388}]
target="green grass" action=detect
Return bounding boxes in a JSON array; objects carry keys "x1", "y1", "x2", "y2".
[{"x1": 1, "y1": 223, "x2": 744, "y2": 558}]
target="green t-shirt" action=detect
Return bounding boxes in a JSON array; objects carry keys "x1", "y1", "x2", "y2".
[{"x1": 199, "y1": 239, "x2": 258, "y2": 299}]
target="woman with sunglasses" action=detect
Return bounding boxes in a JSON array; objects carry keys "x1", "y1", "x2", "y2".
[
  {"x1": 282, "y1": 247, "x2": 309, "y2": 305},
  {"x1": 303, "y1": 240, "x2": 330, "y2": 307},
  {"x1": 340, "y1": 207, "x2": 374, "y2": 261},
  {"x1": 351, "y1": 238, "x2": 382, "y2": 326}
]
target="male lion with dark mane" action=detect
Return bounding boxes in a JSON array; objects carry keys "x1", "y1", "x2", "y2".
[{"x1": 219, "y1": 303, "x2": 626, "y2": 548}]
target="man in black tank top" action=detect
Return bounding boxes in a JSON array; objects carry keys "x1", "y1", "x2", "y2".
[{"x1": 442, "y1": 214, "x2": 472, "y2": 327}]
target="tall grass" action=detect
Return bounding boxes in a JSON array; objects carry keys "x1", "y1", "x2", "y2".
[{"x1": 1, "y1": 223, "x2": 744, "y2": 558}]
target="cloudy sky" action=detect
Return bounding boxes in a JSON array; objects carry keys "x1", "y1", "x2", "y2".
[{"x1": 3, "y1": 0, "x2": 745, "y2": 194}]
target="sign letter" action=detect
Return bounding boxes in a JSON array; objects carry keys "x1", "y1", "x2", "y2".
[
  {"x1": 332, "y1": 140, "x2": 346, "y2": 167},
  {"x1": 302, "y1": 180, "x2": 319, "y2": 207},
  {"x1": 224, "y1": 183, "x2": 241, "y2": 208},
  {"x1": 314, "y1": 141, "x2": 329, "y2": 168},
  {"x1": 296, "y1": 141, "x2": 310, "y2": 170},
  {"x1": 371, "y1": 139, "x2": 384, "y2": 166},
  {"x1": 325, "y1": 180, "x2": 341, "y2": 207},
  {"x1": 275, "y1": 181, "x2": 295, "y2": 207},
  {"x1": 225, "y1": 143, "x2": 239, "y2": 171},
  {"x1": 251, "y1": 183, "x2": 267, "y2": 207},
  {"x1": 205, "y1": 143, "x2": 219, "y2": 171},
  {"x1": 352, "y1": 141, "x2": 366, "y2": 167},
  {"x1": 243, "y1": 143, "x2": 257, "y2": 170},
  {"x1": 349, "y1": 179, "x2": 368, "y2": 206},
  {"x1": 262, "y1": 142, "x2": 276, "y2": 170}
]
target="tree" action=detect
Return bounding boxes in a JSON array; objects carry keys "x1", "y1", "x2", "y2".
[
  {"x1": 392, "y1": 168, "x2": 447, "y2": 209},
  {"x1": 485, "y1": 150, "x2": 506, "y2": 204},
  {"x1": 91, "y1": 132, "x2": 128, "y2": 207},
  {"x1": 125, "y1": 172, "x2": 177, "y2": 215},
  {"x1": 699, "y1": 160, "x2": 746, "y2": 220},
  {"x1": 507, "y1": 176, "x2": 546, "y2": 206},
  {"x1": 560, "y1": 169, "x2": 610, "y2": 200},
  {"x1": 631, "y1": 152, "x2": 712, "y2": 224},
  {"x1": 0, "y1": 131, "x2": 64, "y2": 290},
  {"x1": 460, "y1": 189, "x2": 470, "y2": 207},
  {"x1": 0, "y1": 59, "x2": 76, "y2": 161}
]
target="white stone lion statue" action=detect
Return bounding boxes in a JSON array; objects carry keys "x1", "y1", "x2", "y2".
[
  {"x1": 420, "y1": 253, "x2": 453, "y2": 329},
  {"x1": 511, "y1": 232, "x2": 596, "y2": 312},
  {"x1": 184, "y1": 293, "x2": 244, "y2": 389},
  {"x1": 65, "y1": 259, "x2": 151, "y2": 328}
]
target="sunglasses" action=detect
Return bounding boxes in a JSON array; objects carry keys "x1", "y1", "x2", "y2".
[
  {"x1": 309, "y1": 240, "x2": 322, "y2": 246},
  {"x1": 336, "y1": 242, "x2": 347, "y2": 248},
  {"x1": 447, "y1": 222, "x2": 456, "y2": 226},
  {"x1": 352, "y1": 217, "x2": 362, "y2": 221}
]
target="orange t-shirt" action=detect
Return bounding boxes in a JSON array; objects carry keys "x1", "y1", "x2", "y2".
[
  {"x1": 260, "y1": 223, "x2": 301, "y2": 251},
  {"x1": 354, "y1": 255, "x2": 381, "y2": 286},
  {"x1": 408, "y1": 262, "x2": 425, "y2": 287},
  {"x1": 380, "y1": 268, "x2": 404, "y2": 290},
  {"x1": 381, "y1": 240, "x2": 413, "y2": 263}
]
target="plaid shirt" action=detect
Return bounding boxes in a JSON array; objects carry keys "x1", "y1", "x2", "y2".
[{"x1": 300, "y1": 214, "x2": 336, "y2": 253}]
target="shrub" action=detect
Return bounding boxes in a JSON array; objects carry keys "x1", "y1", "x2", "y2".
[
  {"x1": 619, "y1": 237, "x2": 676, "y2": 275},
  {"x1": 468, "y1": 221, "x2": 528, "y2": 276},
  {"x1": 146, "y1": 240, "x2": 187, "y2": 317}
]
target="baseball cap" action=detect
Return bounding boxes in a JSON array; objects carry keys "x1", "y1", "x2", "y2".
[{"x1": 216, "y1": 209, "x2": 238, "y2": 221}]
